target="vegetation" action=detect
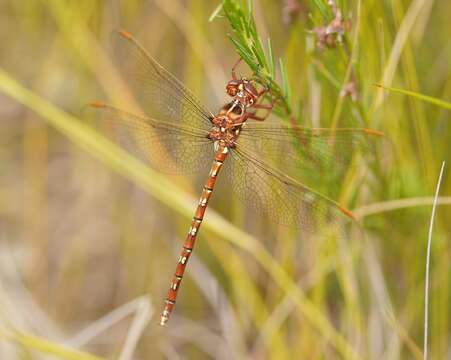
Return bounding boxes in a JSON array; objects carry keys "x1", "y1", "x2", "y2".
[{"x1": 0, "y1": 0, "x2": 449, "y2": 358}]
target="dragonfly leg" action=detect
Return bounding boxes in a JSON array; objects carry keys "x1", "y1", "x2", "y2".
[
  {"x1": 229, "y1": 110, "x2": 265, "y2": 126},
  {"x1": 253, "y1": 103, "x2": 273, "y2": 110},
  {"x1": 231, "y1": 58, "x2": 243, "y2": 80},
  {"x1": 257, "y1": 86, "x2": 269, "y2": 97},
  {"x1": 248, "y1": 95, "x2": 277, "y2": 121},
  {"x1": 243, "y1": 112, "x2": 266, "y2": 122}
]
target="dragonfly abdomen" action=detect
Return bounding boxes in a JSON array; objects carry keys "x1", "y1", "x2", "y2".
[{"x1": 160, "y1": 144, "x2": 229, "y2": 325}]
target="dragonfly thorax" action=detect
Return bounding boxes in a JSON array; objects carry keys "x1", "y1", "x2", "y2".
[{"x1": 207, "y1": 102, "x2": 246, "y2": 148}]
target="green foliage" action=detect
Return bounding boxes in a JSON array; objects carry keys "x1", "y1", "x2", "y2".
[{"x1": 218, "y1": 0, "x2": 293, "y2": 116}]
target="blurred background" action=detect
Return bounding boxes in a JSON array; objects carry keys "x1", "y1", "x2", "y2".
[{"x1": 0, "y1": 0, "x2": 450, "y2": 359}]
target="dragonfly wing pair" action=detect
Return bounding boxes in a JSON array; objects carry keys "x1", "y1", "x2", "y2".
[
  {"x1": 90, "y1": 31, "x2": 384, "y2": 325},
  {"x1": 91, "y1": 103, "x2": 214, "y2": 175},
  {"x1": 91, "y1": 31, "x2": 379, "y2": 227},
  {"x1": 112, "y1": 31, "x2": 214, "y2": 131}
]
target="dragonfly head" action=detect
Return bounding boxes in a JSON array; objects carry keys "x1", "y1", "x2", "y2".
[
  {"x1": 226, "y1": 79, "x2": 241, "y2": 97},
  {"x1": 226, "y1": 78, "x2": 259, "y2": 108}
]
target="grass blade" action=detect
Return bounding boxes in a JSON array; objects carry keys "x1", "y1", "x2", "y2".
[
  {"x1": 376, "y1": 84, "x2": 451, "y2": 110},
  {"x1": 1, "y1": 331, "x2": 104, "y2": 360},
  {"x1": 267, "y1": 37, "x2": 275, "y2": 78},
  {"x1": 208, "y1": 3, "x2": 224, "y2": 22},
  {"x1": 279, "y1": 58, "x2": 291, "y2": 106},
  {"x1": 424, "y1": 161, "x2": 446, "y2": 360}
]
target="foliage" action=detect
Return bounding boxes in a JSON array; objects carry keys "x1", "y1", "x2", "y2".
[{"x1": 213, "y1": 0, "x2": 293, "y2": 117}]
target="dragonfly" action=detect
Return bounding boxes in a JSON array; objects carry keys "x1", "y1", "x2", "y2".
[{"x1": 90, "y1": 30, "x2": 383, "y2": 326}]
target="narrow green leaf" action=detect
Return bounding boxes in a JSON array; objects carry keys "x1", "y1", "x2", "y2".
[
  {"x1": 256, "y1": 36, "x2": 267, "y2": 62},
  {"x1": 247, "y1": 0, "x2": 252, "y2": 13},
  {"x1": 375, "y1": 84, "x2": 451, "y2": 110},
  {"x1": 208, "y1": 3, "x2": 223, "y2": 22},
  {"x1": 251, "y1": 43, "x2": 266, "y2": 68},
  {"x1": 228, "y1": 36, "x2": 257, "y2": 70},
  {"x1": 311, "y1": 0, "x2": 331, "y2": 19},
  {"x1": 244, "y1": 14, "x2": 253, "y2": 39},
  {"x1": 246, "y1": 0, "x2": 253, "y2": 23},
  {"x1": 247, "y1": 14, "x2": 258, "y2": 35},
  {"x1": 279, "y1": 58, "x2": 291, "y2": 105},
  {"x1": 267, "y1": 37, "x2": 275, "y2": 78}
]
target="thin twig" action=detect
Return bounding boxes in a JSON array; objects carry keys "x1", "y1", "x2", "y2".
[{"x1": 423, "y1": 161, "x2": 446, "y2": 360}]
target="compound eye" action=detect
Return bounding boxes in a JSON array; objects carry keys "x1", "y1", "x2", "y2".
[{"x1": 226, "y1": 85, "x2": 237, "y2": 96}]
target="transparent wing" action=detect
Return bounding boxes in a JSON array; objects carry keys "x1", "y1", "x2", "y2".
[
  {"x1": 91, "y1": 103, "x2": 214, "y2": 175},
  {"x1": 237, "y1": 124, "x2": 383, "y2": 190},
  {"x1": 225, "y1": 145, "x2": 355, "y2": 230},
  {"x1": 113, "y1": 31, "x2": 214, "y2": 132}
]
